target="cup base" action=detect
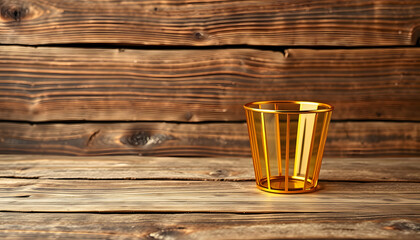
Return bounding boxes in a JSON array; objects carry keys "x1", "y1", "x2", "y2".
[{"x1": 256, "y1": 176, "x2": 319, "y2": 194}]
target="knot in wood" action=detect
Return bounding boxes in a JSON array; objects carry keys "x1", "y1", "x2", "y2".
[
  {"x1": 184, "y1": 112, "x2": 193, "y2": 121},
  {"x1": 384, "y1": 220, "x2": 420, "y2": 232},
  {"x1": 123, "y1": 131, "x2": 174, "y2": 148},
  {"x1": 193, "y1": 31, "x2": 206, "y2": 41},
  {"x1": 148, "y1": 227, "x2": 186, "y2": 239},
  {"x1": 209, "y1": 169, "x2": 229, "y2": 178},
  {"x1": 126, "y1": 131, "x2": 150, "y2": 146},
  {"x1": 0, "y1": 0, "x2": 28, "y2": 22}
]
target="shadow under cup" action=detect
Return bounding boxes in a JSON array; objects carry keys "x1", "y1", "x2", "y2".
[{"x1": 244, "y1": 101, "x2": 333, "y2": 193}]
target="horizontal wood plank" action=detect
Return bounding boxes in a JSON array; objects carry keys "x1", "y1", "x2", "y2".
[
  {"x1": 0, "y1": 121, "x2": 418, "y2": 157},
  {"x1": 0, "y1": 0, "x2": 419, "y2": 46},
  {"x1": 0, "y1": 178, "x2": 419, "y2": 213},
  {"x1": 0, "y1": 155, "x2": 419, "y2": 182},
  {"x1": 1, "y1": 46, "x2": 419, "y2": 121},
  {"x1": 1, "y1": 154, "x2": 418, "y2": 239},
  {"x1": 0, "y1": 212, "x2": 419, "y2": 240}
]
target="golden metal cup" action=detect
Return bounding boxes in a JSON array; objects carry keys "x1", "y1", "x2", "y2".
[{"x1": 244, "y1": 101, "x2": 333, "y2": 193}]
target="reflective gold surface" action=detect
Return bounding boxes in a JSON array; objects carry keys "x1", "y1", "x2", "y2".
[{"x1": 244, "y1": 101, "x2": 333, "y2": 193}]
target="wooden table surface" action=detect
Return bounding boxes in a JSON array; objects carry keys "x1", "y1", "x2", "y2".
[{"x1": 0, "y1": 155, "x2": 419, "y2": 239}]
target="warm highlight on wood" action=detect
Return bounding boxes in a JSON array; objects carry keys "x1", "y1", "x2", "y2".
[
  {"x1": 0, "y1": 121, "x2": 417, "y2": 157},
  {"x1": 1, "y1": 46, "x2": 419, "y2": 122},
  {"x1": 0, "y1": 0, "x2": 419, "y2": 46}
]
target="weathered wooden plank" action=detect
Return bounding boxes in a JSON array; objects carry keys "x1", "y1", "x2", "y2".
[
  {"x1": 0, "y1": 178, "x2": 419, "y2": 213},
  {"x1": 0, "y1": 155, "x2": 419, "y2": 182},
  {"x1": 0, "y1": 121, "x2": 418, "y2": 157},
  {"x1": 0, "y1": 0, "x2": 419, "y2": 46},
  {"x1": 1, "y1": 46, "x2": 419, "y2": 121},
  {"x1": 0, "y1": 212, "x2": 418, "y2": 240},
  {"x1": 1, "y1": 154, "x2": 418, "y2": 239}
]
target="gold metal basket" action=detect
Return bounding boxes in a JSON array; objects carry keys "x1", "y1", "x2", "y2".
[{"x1": 244, "y1": 101, "x2": 333, "y2": 193}]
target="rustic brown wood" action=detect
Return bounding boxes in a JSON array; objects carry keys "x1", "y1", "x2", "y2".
[
  {"x1": 0, "y1": 0, "x2": 419, "y2": 46},
  {"x1": 0, "y1": 121, "x2": 418, "y2": 157},
  {"x1": 1, "y1": 155, "x2": 419, "y2": 182},
  {"x1": 1, "y1": 154, "x2": 418, "y2": 239},
  {"x1": 0, "y1": 212, "x2": 418, "y2": 240},
  {"x1": 0, "y1": 178, "x2": 419, "y2": 213},
  {"x1": 1, "y1": 46, "x2": 419, "y2": 122}
]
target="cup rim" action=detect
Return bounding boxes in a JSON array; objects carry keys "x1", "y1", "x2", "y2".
[{"x1": 243, "y1": 100, "x2": 334, "y2": 114}]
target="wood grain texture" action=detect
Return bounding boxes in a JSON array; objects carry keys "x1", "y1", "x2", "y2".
[
  {"x1": 0, "y1": 0, "x2": 419, "y2": 46},
  {"x1": 0, "y1": 178, "x2": 419, "y2": 213},
  {"x1": 0, "y1": 121, "x2": 418, "y2": 157},
  {"x1": 0, "y1": 155, "x2": 419, "y2": 182},
  {"x1": 0, "y1": 212, "x2": 419, "y2": 240},
  {"x1": 1, "y1": 154, "x2": 418, "y2": 239},
  {"x1": 1, "y1": 46, "x2": 419, "y2": 121}
]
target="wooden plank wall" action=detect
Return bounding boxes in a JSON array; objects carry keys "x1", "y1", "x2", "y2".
[{"x1": 0, "y1": 0, "x2": 419, "y2": 157}]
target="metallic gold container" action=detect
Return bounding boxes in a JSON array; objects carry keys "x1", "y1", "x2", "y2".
[{"x1": 244, "y1": 101, "x2": 333, "y2": 193}]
